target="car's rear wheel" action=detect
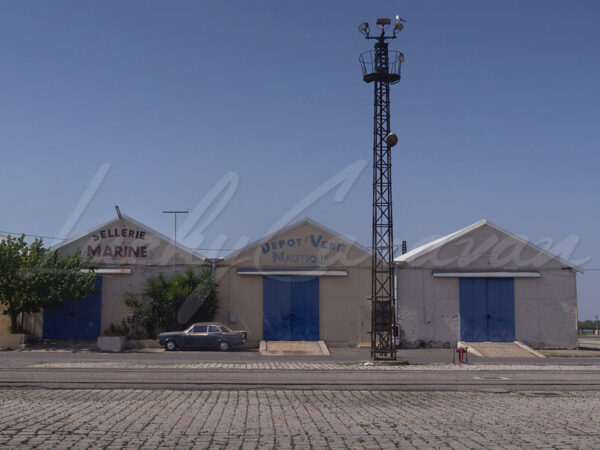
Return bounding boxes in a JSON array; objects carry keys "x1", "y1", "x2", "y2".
[
  {"x1": 217, "y1": 340, "x2": 230, "y2": 352},
  {"x1": 165, "y1": 340, "x2": 177, "y2": 351}
]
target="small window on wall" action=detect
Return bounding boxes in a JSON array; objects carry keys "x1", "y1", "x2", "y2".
[
  {"x1": 208, "y1": 325, "x2": 221, "y2": 333},
  {"x1": 193, "y1": 325, "x2": 208, "y2": 333}
]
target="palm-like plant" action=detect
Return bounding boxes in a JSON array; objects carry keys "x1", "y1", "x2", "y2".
[{"x1": 124, "y1": 268, "x2": 218, "y2": 338}]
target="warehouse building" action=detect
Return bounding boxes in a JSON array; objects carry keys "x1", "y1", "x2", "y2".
[
  {"x1": 35, "y1": 212, "x2": 207, "y2": 339},
  {"x1": 395, "y1": 220, "x2": 582, "y2": 349},
  {"x1": 0, "y1": 233, "x2": 10, "y2": 335},
  {"x1": 0, "y1": 235, "x2": 9, "y2": 333},
  {"x1": 17, "y1": 214, "x2": 582, "y2": 350},
  {"x1": 32, "y1": 214, "x2": 372, "y2": 346},
  {"x1": 215, "y1": 218, "x2": 371, "y2": 346}
]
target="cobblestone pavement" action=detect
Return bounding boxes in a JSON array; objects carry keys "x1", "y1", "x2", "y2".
[
  {"x1": 28, "y1": 361, "x2": 600, "y2": 371},
  {"x1": 1, "y1": 389, "x2": 599, "y2": 449}
]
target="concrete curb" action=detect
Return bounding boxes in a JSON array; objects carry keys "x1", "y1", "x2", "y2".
[
  {"x1": 0, "y1": 334, "x2": 31, "y2": 350},
  {"x1": 458, "y1": 341, "x2": 483, "y2": 357},
  {"x1": 318, "y1": 341, "x2": 331, "y2": 356},
  {"x1": 515, "y1": 340, "x2": 546, "y2": 358},
  {"x1": 97, "y1": 336, "x2": 126, "y2": 352},
  {"x1": 259, "y1": 340, "x2": 330, "y2": 356}
]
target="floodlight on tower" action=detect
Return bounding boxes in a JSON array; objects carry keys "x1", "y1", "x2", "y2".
[
  {"x1": 393, "y1": 17, "x2": 406, "y2": 35},
  {"x1": 358, "y1": 22, "x2": 369, "y2": 36}
]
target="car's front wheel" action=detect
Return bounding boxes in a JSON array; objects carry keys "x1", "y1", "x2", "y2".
[
  {"x1": 217, "y1": 340, "x2": 230, "y2": 352},
  {"x1": 165, "y1": 340, "x2": 177, "y2": 351}
]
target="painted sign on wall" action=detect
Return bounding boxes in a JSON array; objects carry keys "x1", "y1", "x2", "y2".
[
  {"x1": 261, "y1": 234, "x2": 348, "y2": 265},
  {"x1": 87, "y1": 226, "x2": 148, "y2": 259}
]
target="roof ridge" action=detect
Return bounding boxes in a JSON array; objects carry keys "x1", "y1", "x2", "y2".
[
  {"x1": 222, "y1": 216, "x2": 370, "y2": 261},
  {"x1": 52, "y1": 213, "x2": 205, "y2": 260},
  {"x1": 395, "y1": 219, "x2": 583, "y2": 273}
]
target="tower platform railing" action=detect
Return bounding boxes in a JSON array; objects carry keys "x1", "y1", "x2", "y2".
[{"x1": 359, "y1": 50, "x2": 403, "y2": 84}]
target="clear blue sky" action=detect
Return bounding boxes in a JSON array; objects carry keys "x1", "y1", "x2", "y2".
[{"x1": 1, "y1": 1, "x2": 599, "y2": 319}]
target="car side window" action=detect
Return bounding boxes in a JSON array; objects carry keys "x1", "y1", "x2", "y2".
[
  {"x1": 208, "y1": 325, "x2": 221, "y2": 333},
  {"x1": 193, "y1": 325, "x2": 208, "y2": 333}
]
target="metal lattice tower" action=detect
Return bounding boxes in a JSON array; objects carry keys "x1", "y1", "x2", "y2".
[{"x1": 359, "y1": 18, "x2": 405, "y2": 360}]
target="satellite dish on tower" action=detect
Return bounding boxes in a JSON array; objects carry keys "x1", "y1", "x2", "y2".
[{"x1": 385, "y1": 133, "x2": 398, "y2": 147}]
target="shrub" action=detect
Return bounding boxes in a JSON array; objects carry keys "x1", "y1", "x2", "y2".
[{"x1": 124, "y1": 268, "x2": 218, "y2": 338}]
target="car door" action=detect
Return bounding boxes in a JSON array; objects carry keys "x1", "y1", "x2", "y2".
[
  {"x1": 206, "y1": 325, "x2": 222, "y2": 347},
  {"x1": 184, "y1": 325, "x2": 208, "y2": 348}
]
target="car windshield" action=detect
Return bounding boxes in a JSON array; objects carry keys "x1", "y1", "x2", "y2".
[{"x1": 219, "y1": 324, "x2": 233, "y2": 332}]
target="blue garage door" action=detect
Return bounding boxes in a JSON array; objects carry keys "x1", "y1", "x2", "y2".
[
  {"x1": 43, "y1": 277, "x2": 102, "y2": 339},
  {"x1": 263, "y1": 276, "x2": 319, "y2": 341},
  {"x1": 460, "y1": 278, "x2": 515, "y2": 342}
]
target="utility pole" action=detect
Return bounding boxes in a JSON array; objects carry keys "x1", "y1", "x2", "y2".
[
  {"x1": 163, "y1": 210, "x2": 188, "y2": 270},
  {"x1": 359, "y1": 17, "x2": 405, "y2": 360}
]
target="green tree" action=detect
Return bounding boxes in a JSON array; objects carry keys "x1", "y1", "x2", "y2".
[
  {"x1": 184, "y1": 269, "x2": 219, "y2": 324},
  {"x1": 124, "y1": 273, "x2": 171, "y2": 337},
  {"x1": 0, "y1": 235, "x2": 97, "y2": 333},
  {"x1": 578, "y1": 320, "x2": 598, "y2": 331},
  {"x1": 125, "y1": 268, "x2": 218, "y2": 338}
]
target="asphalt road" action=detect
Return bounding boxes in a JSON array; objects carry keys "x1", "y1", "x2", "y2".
[
  {"x1": 2, "y1": 367, "x2": 600, "y2": 391},
  {"x1": 2, "y1": 348, "x2": 600, "y2": 392}
]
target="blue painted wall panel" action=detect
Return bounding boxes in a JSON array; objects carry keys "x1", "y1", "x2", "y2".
[
  {"x1": 263, "y1": 276, "x2": 292, "y2": 340},
  {"x1": 459, "y1": 278, "x2": 488, "y2": 341},
  {"x1": 487, "y1": 278, "x2": 515, "y2": 342},
  {"x1": 460, "y1": 278, "x2": 515, "y2": 342},
  {"x1": 291, "y1": 277, "x2": 319, "y2": 341},
  {"x1": 43, "y1": 277, "x2": 102, "y2": 339},
  {"x1": 263, "y1": 276, "x2": 319, "y2": 341}
]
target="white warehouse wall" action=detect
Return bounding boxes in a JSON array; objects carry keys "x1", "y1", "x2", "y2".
[{"x1": 395, "y1": 221, "x2": 580, "y2": 349}]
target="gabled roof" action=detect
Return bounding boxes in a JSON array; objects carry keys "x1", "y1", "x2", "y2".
[
  {"x1": 52, "y1": 213, "x2": 205, "y2": 260},
  {"x1": 395, "y1": 219, "x2": 583, "y2": 273},
  {"x1": 223, "y1": 216, "x2": 370, "y2": 261}
]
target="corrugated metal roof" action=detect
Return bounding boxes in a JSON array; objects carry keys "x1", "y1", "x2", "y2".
[{"x1": 394, "y1": 219, "x2": 583, "y2": 273}]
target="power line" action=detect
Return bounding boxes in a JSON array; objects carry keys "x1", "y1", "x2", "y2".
[
  {"x1": 0, "y1": 230, "x2": 67, "y2": 241},
  {"x1": 0, "y1": 229, "x2": 245, "y2": 251},
  {"x1": 0, "y1": 231, "x2": 241, "y2": 250},
  {"x1": 2, "y1": 229, "x2": 597, "y2": 264}
]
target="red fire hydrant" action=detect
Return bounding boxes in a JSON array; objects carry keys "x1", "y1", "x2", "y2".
[{"x1": 454, "y1": 347, "x2": 468, "y2": 364}]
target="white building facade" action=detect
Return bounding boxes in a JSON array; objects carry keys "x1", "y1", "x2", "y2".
[{"x1": 395, "y1": 220, "x2": 582, "y2": 349}]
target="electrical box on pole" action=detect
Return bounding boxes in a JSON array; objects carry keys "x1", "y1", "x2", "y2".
[{"x1": 358, "y1": 17, "x2": 405, "y2": 360}]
